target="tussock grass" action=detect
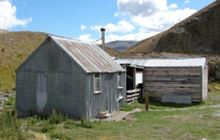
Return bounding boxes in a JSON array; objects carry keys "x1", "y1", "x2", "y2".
[{"x1": 0, "y1": 110, "x2": 23, "y2": 140}]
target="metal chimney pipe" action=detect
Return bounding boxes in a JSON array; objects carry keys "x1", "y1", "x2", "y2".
[{"x1": 100, "y1": 28, "x2": 106, "y2": 48}]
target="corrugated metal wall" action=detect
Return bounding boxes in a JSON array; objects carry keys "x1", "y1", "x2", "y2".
[
  {"x1": 16, "y1": 39, "x2": 87, "y2": 118},
  {"x1": 86, "y1": 72, "x2": 126, "y2": 118},
  {"x1": 16, "y1": 38, "x2": 126, "y2": 119}
]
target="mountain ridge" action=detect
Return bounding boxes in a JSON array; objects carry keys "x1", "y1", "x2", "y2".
[
  {"x1": 126, "y1": 0, "x2": 220, "y2": 55},
  {"x1": 106, "y1": 40, "x2": 137, "y2": 51}
]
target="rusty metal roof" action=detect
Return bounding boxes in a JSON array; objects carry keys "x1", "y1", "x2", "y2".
[{"x1": 50, "y1": 35, "x2": 125, "y2": 73}]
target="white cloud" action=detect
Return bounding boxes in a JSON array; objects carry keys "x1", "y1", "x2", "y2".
[
  {"x1": 117, "y1": 0, "x2": 196, "y2": 32},
  {"x1": 131, "y1": 8, "x2": 196, "y2": 32},
  {"x1": 117, "y1": 0, "x2": 168, "y2": 16},
  {"x1": 78, "y1": 34, "x2": 96, "y2": 42},
  {"x1": 106, "y1": 30, "x2": 159, "y2": 42},
  {"x1": 169, "y1": 3, "x2": 178, "y2": 9},
  {"x1": 0, "y1": 0, "x2": 32, "y2": 30},
  {"x1": 91, "y1": 20, "x2": 135, "y2": 33},
  {"x1": 80, "y1": 24, "x2": 87, "y2": 30},
  {"x1": 78, "y1": 0, "x2": 197, "y2": 42}
]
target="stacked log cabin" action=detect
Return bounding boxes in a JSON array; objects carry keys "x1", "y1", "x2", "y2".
[{"x1": 143, "y1": 58, "x2": 208, "y2": 103}]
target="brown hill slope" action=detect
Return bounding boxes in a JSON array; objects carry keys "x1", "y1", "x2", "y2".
[
  {"x1": 127, "y1": 0, "x2": 220, "y2": 55},
  {"x1": 0, "y1": 32, "x2": 46, "y2": 91},
  {"x1": 0, "y1": 31, "x2": 118, "y2": 91}
]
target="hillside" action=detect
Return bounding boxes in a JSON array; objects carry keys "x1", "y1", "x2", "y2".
[
  {"x1": 0, "y1": 32, "x2": 47, "y2": 91},
  {"x1": 107, "y1": 40, "x2": 137, "y2": 51},
  {"x1": 0, "y1": 31, "x2": 118, "y2": 91},
  {"x1": 0, "y1": 29, "x2": 8, "y2": 33},
  {"x1": 127, "y1": 0, "x2": 220, "y2": 55}
]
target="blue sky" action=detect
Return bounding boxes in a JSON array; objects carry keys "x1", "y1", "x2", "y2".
[{"x1": 0, "y1": 0, "x2": 215, "y2": 42}]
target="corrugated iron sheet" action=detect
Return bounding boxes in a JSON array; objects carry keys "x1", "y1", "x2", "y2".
[
  {"x1": 115, "y1": 59, "x2": 146, "y2": 68},
  {"x1": 116, "y1": 58, "x2": 207, "y2": 68},
  {"x1": 50, "y1": 36, "x2": 125, "y2": 73}
]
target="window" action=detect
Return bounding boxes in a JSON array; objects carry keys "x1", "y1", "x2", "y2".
[
  {"x1": 117, "y1": 73, "x2": 123, "y2": 89},
  {"x1": 94, "y1": 73, "x2": 101, "y2": 93}
]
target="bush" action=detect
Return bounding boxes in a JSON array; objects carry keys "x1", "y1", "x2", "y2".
[
  {"x1": 48, "y1": 110, "x2": 66, "y2": 124},
  {"x1": 40, "y1": 122, "x2": 55, "y2": 133},
  {"x1": 63, "y1": 119, "x2": 75, "y2": 129},
  {"x1": 0, "y1": 110, "x2": 23, "y2": 139},
  {"x1": 27, "y1": 115, "x2": 38, "y2": 127},
  {"x1": 80, "y1": 117, "x2": 93, "y2": 128},
  {"x1": 50, "y1": 131, "x2": 71, "y2": 140}
]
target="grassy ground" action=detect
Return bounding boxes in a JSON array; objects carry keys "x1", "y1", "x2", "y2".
[{"x1": 0, "y1": 83, "x2": 220, "y2": 140}]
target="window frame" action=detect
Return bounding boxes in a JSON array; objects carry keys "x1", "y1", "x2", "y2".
[
  {"x1": 94, "y1": 73, "x2": 101, "y2": 94},
  {"x1": 117, "y1": 72, "x2": 123, "y2": 89}
]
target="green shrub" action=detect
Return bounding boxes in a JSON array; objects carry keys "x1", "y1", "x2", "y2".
[
  {"x1": 27, "y1": 115, "x2": 38, "y2": 127},
  {"x1": 6, "y1": 96, "x2": 15, "y2": 107},
  {"x1": 48, "y1": 110, "x2": 66, "y2": 124},
  {"x1": 0, "y1": 110, "x2": 23, "y2": 139},
  {"x1": 50, "y1": 131, "x2": 71, "y2": 140},
  {"x1": 63, "y1": 119, "x2": 76, "y2": 129},
  {"x1": 80, "y1": 117, "x2": 93, "y2": 128},
  {"x1": 40, "y1": 122, "x2": 55, "y2": 133}
]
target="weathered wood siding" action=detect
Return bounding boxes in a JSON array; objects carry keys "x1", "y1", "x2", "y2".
[{"x1": 143, "y1": 67, "x2": 203, "y2": 102}]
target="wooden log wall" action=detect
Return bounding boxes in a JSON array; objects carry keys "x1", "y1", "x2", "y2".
[{"x1": 143, "y1": 67, "x2": 202, "y2": 102}]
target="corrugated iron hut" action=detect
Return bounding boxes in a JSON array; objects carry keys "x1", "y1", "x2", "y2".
[
  {"x1": 16, "y1": 35, "x2": 126, "y2": 119},
  {"x1": 143, "y1": 58, "x2": 208, "y2": 104}
]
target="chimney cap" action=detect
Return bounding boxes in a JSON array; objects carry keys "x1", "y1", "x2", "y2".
[{"x1": 100, "y1": 28, "x2": 106, "y2": 32}]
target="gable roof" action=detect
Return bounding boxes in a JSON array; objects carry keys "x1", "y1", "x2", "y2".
[{"x1": 50, "y1": 35, "x2": 125, "y2": 73}]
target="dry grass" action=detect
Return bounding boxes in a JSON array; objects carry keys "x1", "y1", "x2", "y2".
[
  {"x1": 0, "y1": 32, "x2": 46, "y2": 91},
  {"x1": 27, "y1": 131, "x2": 50, "y2": 140}
]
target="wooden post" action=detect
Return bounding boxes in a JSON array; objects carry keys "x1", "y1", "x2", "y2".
[
  {"x1": 133, "y1": 67, "x2": 136, "y2": 90},
  {"x1": 145, "y1": 93, "x2": 149, "y2": 111}
]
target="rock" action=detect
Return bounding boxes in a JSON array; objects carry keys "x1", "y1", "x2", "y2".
[{"x1": 4, "y1": 94, "x2": 9, "y2": 98}]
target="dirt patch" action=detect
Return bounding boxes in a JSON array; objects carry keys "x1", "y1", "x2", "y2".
[
  {"x1": 213, "y1": 110, "x2": 220, "y2": 117},
  {"x1": 123, "y1": 114, "x2": 136, "y2": 122},
  {"x1": 100, "y1": 108, "x2": 142, "y2": 122}
]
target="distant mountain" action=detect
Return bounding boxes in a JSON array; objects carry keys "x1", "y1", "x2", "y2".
[
  {"x1": 107, "y1": 40, "x2": 137, "y2": 51},
  {"x1": 0, "y1": 29, "x2": 8, "y2": 33},
  {"x1": 127, "y1": 0, "x2": 220, "y2": 55}
]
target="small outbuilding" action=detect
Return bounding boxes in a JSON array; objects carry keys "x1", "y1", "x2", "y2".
[
  {"x1": 16, "y1": 35, "x2": 126, "y2": 119},
  {"x1": 143, "y1": 58, "x2": 208, "y2": 104}
]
